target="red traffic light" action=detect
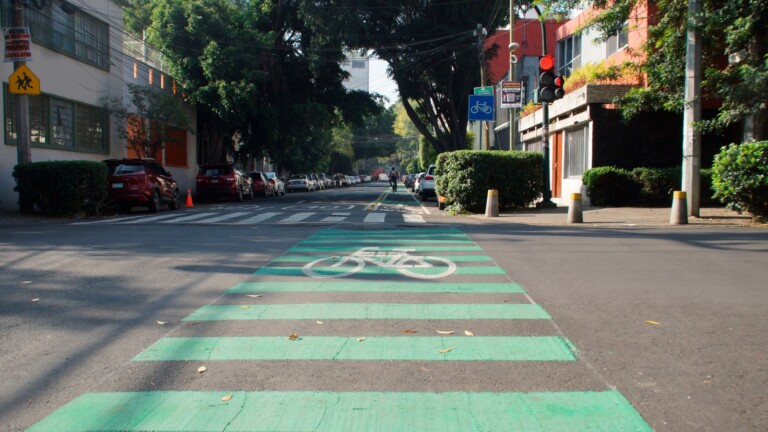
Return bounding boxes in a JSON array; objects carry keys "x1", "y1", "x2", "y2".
[
  {"x1": 554, "y1": 76, "x2": 564, "y2": 87},
  {"x1": 539, "y1": 55, "x2": 555, "y2": 71}
]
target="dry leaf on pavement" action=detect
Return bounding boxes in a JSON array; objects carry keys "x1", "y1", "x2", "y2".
[
  {"x1": 438, "y1": 348, "x2": 453, "y2": 353},
  {"x1": 644, "y1": 320, "x2": 662, "y2": 326},
  {"x1": 156, "y1": 321, "x2": 168, "y2": 325},
  {"x1": 436, "y1": 330, "x2": 454, "y2": 335},
  {"x1": 401, "y1": 329, "x2": 417, "y2": 334},
  {"x1": 31, "y1": 298, "x2": 39, "y2": 302},
  {"x1": 464, "y1": 330, "x2": 474, "y2": 336},
  {"x1": 197, "y1": 366, "x2": 207, "y2": 373},
  {"x1": 241, "y1": 305, "x2": 250, "y2": 310},
  {"x1": 222, "y1": 394, "x2": 233, "y2": 402},
  {"x1": 288, "y1": 333, "x2": 299, "y2": 340},
  {"x1": 357, "y1": 337, "x2": 366, "y2": 342},
  {"x1": 246, "y1": 294, "x2": 262, "y2": 298},
  {"x1": 316, "y1": 321, "x2": 324, "y2": 325}
]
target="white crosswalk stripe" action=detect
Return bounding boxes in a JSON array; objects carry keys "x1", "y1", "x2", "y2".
[
  {"x1": 73, "y1": 210, "x2": 425, "y2": 226},
  {"x1": 403, "y1": 214, "x2": 426, "y2": 224},
  {"x1": 235, "y1": 212, "x2": 282, "y2": 224},
  {"x1": 364, "y1": 212, "x2": 386, "y2": 223}
]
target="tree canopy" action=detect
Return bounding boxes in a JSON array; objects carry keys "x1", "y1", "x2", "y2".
[{"x1": 123, "y1": 0, "x2": 384, "y2": 170}]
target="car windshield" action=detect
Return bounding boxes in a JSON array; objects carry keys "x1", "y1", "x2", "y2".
[
  {"x1": 201, "y1": 167, "x2": 232, "y2": 176},
  {"x1": 291, "y1": 175, "x2": 306, "y2": 179},
  {"x1": 265, "y1": 173, "x2": 277, "y2": 179},
  {"x1": 113, "y1": 164, "x2": 145, "y2": 175}
]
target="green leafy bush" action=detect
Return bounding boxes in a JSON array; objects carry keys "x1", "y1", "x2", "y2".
[
  {"x1": 631, "y1": 167, "x2": 680, "y2": 206},
  {"x1": 435, "y1": 150, "x2": 542, "y2": 213},
  {"x1": 711, "y1": 141, "x2": 768, "y2": 219},
  {"x1": 13, "y1": 161, "x2": 108, "y2": 217},
  {"x1": 583, "y1": 166, "x2": 639, "y2": 207}
]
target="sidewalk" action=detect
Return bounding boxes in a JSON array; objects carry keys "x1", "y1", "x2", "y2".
[{"x1": 465, "y1": 206, "x2": 763, "y2": 228}]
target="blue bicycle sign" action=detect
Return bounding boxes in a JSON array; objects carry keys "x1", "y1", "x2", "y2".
[{"x1": 468, "y1": 94, "x2": 494, "y2": 121}]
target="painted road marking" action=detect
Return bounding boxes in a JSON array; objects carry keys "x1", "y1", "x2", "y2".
[
  {"x1": 235, "y1": 211, "x2": 282, "y2": 224},
  {"x1": 256, "y1": 265, "x2": 503, "y2": 276},
  {"x1": 301, "y1": 238, "x2": 473, "y2": 244},
  {"x1": 271, "y1": 254, "x2": 494, "y2": 263},
  {"x1": 159, "y1": 212, "x2": 219, "y2": 223},
  {"x1": 281, "y1": 212, "x2": 315, "y2": 222},
  {"x1": 192, "y1": 211, "x2": 250, "y2": 224},
  {"x1": 403, "y1": 213, "x2": 426, "y2": 223},
  {"x1": 133, "y1": 336, "x2": 577, "y2": 362},
  {"x1": 289, "y1": 245, "x2": 482, "y2": 252},
  {"x1": 27, "y1": 391, "x2": 652, "y2": 432},
  {"x1": 115, "y1": 213, "x2": 183, "y2": 224},
  {"x1": 228, "y1": 281, "x2": 526, "y2": 293},
  {"x1": 320, "y1": 215, "x2": 346, "y2": 222},
  {"x1": 363, "y1": 212, "x2": 385, "y2": 223},
  {"x1": 183, "y1": 303, "x2": 551, "y2": 321}
]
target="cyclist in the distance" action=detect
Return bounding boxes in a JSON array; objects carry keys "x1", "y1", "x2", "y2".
[{"x1": 389, "y1": 167, "x2": 399, "y2": 192}]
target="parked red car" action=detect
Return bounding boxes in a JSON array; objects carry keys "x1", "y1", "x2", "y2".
[
  {"x1": 247, "y1": 171, "x2": 275, "y2": 197},
  {"x1": 196, "y1": 164, "x2": 253, "y2": 202},
  {"x1": 104, "y1": 158, "x2": 181, "y2": 213}
]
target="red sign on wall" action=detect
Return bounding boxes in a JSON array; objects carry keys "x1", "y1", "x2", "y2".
[{"x1": 4, "y1": 27, "x2": 33, "y2": 63}]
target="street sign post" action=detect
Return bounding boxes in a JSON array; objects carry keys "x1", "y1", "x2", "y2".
[
  {"x1": 468, "y1": 94, "x2": 494, "y2": 121},
  {"x1": 9, "y1": 64, "x2": 39, "y2": 95},
  {"x1": 3, "y1": 27, "x2": 32, "y2": 63},
  {"x1": 500, "y1": 81, "x2": 524, "y2": 109},
  {"x1": 474, "y1": 86, "x2": 494, "y2": 95}
]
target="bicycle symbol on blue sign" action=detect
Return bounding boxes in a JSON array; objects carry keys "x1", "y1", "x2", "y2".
[{"x1": 468, "y1": 94, "x2": 494, "y2": 121}]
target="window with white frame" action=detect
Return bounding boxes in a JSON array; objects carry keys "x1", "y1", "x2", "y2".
[
  {"x1": 606, "y1": 21, "x2": 629, "y2": 56},
  {"x1": 557, "y1": 34, "x2": 581, "y2": 77},
  {"x1": 565, "y1": 126, "x2": 588, "y2": 177}
]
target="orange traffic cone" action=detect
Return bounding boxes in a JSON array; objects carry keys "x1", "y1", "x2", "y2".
[{"x1": 185, "y1": 188, "x2": 194, "y2": 208}]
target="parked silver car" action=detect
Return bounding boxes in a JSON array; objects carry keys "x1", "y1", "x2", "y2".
[{"x1": 264, "y1": 172, "x2": 285, "y2": 196}]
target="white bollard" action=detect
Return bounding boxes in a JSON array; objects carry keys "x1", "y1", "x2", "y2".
[
  {"x1": 669, "y1": 191, "x2": 688, "y2": 225},
  {"x1": 485, "y1": 189, "x2": 499, "y2": 218},
  {"x1": 567, "y1": 193, "x2": 583, "y2": 223}
]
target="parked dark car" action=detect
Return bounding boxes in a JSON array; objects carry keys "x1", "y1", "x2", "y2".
[
  {"x1": 196, "y1": 164, "x2": 253, "y2": 202},
  {"x1": 248, "y1": 171, "x2": 275, "y2": 197},
  {"x1": 104, "y1": 158, "x2": 181, "y2": 213}
]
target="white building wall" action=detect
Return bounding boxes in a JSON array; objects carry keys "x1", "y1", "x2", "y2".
[
  {"x1": 341, "y1": 56, "x2": 370, "y2": 93},
  {"x1": 580, "y1": 29, "x2": 607, "y2": 66},
  {"x1": 0, "y1": 0, "x2": 125, "y2": 209}
]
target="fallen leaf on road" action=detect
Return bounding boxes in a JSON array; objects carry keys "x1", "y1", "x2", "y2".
[
  {"x1": 464, "y1": 330, "x2": 474, "y2": 336},
  {"x1": 156, "y1": 321, "x2": 168, "y2": 325},
  {"x1": 31, "y1": 298, "x2": 39, "y2": 302},
  {"x1": 644, "y1": 320, "x2": 662, "y2": 326},
  {"x1": 246, "y1": 294, "x2": 262, "y2": 298},
  {"x1": 222, "y1": 394, "x2": 233, "y2": 402},
  {"x1": 316, "y1": 321, "x2": 324, "y2": 325},
  {"x1": 241, "y1": 305, "x2": 250, "y2": 310},
  {"x1": 401, "y1": 329, "x2": 417, "y2": 333},
  {"x1": 22, "y1": 281, "x2": 31, "y2": 284},
  {"x1": 436, "y1": 330, "x2": 454, "y2": 335},
  {"x1": 197, "y1": 366, "x2": 207, "y2": 373},
  {"x1": 438, "y1": 348, "x2": 453, "y2": 353},
  {"x1": 357, "y1": 337, "x2": 366, "y2": 342},
  {"x1": 288, "y1": 333, "x2": 299, "y2": 340}
]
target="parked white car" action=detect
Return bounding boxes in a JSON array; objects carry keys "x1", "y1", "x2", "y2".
[{"x1": 418, "y1": 164, "x2": 437, "y2": 201}]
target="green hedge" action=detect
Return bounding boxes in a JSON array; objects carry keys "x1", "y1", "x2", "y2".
[
  {"x1": 584, "y1": 166, "x2": 720, "y2": 207},
  {"x1": 13, "y1": 161, "x2": 108, "y2": 217},
  {"x1": 435, "y1": 150, "x2": 542, "y2": 213},
  {"x1": 711, "y1": 141, "x2": 768, "y2": 219}
]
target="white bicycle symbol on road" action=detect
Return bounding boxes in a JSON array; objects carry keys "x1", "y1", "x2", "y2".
[{"x1": 302, "y1": 247, "x2": 457, "y2": 279}]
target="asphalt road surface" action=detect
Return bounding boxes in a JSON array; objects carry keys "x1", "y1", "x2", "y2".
[{"x1": 1, "y1": 181, "x2": 767, "y2": 431}]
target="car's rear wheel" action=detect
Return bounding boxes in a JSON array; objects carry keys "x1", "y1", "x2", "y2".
[
  {"x1": 148, "y1": 190, "x2": 161, "y2": 212},
  {"x1": 169, "y1": 189, "x2": 181, "y2": 210}
]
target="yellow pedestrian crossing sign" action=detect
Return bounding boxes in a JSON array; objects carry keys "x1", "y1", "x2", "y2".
[{"x1": 9, "y1": 64, "x2": 40, "y2": 95}]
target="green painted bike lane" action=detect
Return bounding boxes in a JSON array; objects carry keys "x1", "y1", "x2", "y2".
[{"x1": 28, "y1": 227, "x2": 652, "y2": 431}]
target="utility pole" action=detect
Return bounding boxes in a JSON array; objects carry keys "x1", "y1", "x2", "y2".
[
  {"x1": 508, "y1": 0, "x2": 516, "y2": 151},
  {"x1": 476, "y1": 23, "x2": 490, "y2": 150},
  {"x1": 681, "y1": 0, "x2": 701, "y2": 217},
  {"x1": 12, "y1": 0, "x2": 31, "y2": 166}
]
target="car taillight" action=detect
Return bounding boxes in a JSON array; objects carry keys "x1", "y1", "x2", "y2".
[{"x1": 425, "y1": 175, "x2": 434, "y2": 180}]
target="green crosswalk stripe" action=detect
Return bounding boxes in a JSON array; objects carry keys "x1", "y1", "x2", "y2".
[
  {"x1": 183, "y1": 303, "x2": 551, "y2": 321},
  {"x1": 132, "y1": 336, "x2": 578, "y2": 362},
  {"x1": 27, "y1": 390, "x2": 653, "y2": 432},
  {"x1": 289, "y1": 245, "x2": 483, "y2": 252},
  {"x1": 228, "y1": 281, "x2": 526, "y2": 293},
  {"x1": 254, "y1": 265, "x2": 505, "y2": 276}
]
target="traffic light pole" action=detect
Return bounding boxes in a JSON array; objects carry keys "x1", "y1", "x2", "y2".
[{"x1": 534, "y1": 5, "x2": 555, "y2": 208}]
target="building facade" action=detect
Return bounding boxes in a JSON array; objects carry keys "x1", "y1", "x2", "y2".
[{"x1": 1, "y1": 0, "x2": 197, "y2": 210}]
